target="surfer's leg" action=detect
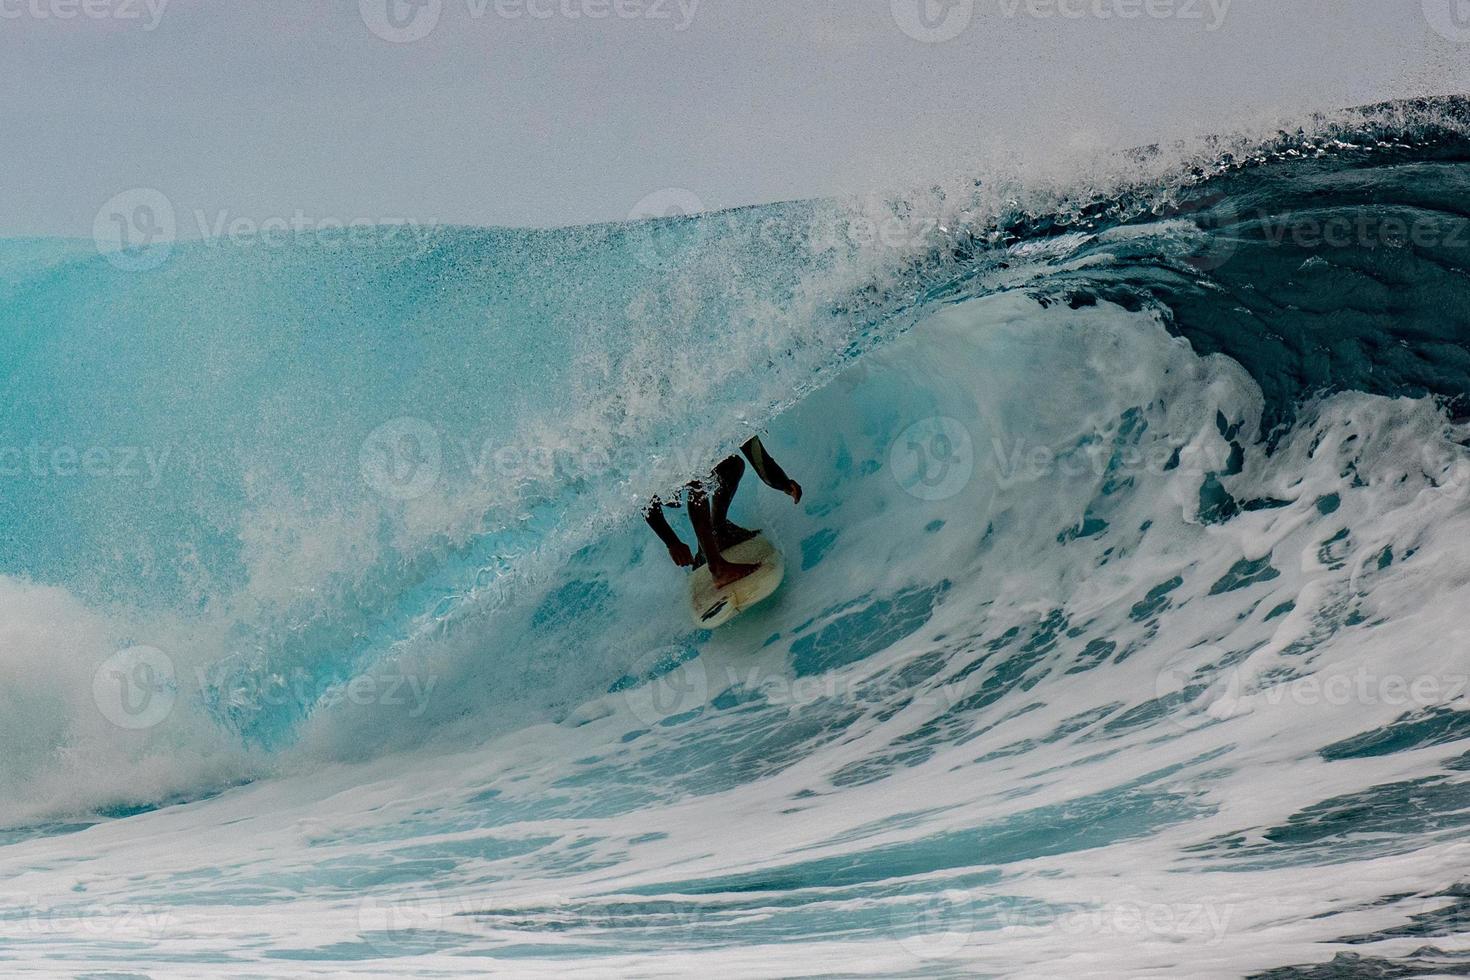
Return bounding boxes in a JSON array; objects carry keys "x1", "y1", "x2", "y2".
[
  {"x1": 688, "y1": 481, "x2": 758, "y2": 589},
  {"x1": 644, "y1": 497, "x2": 694, "y2": 568},
  {"x1": 710, "y1": 454, "x2": 758, "y2": 548}
]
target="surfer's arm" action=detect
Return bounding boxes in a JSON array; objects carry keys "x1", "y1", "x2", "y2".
[
  {"x1": 644, "y1": 499, "x2": 694, "y2": 567},
  {"x1": 741, "y1": 436, "x2": 802, "y2": 504}
]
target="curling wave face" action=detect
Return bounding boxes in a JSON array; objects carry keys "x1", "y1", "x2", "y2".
[{"x1": 2, "y1": 98, "x2": 1470, "y2": 975}]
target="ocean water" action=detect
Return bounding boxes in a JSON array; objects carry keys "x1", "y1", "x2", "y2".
[{"x1": 3, "y1": 98, "x2": 1470, "y2": 977}]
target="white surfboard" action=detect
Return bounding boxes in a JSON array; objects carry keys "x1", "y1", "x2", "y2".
[{"x1": 688, "y1": 533, "x2": 785, "y2": 628}]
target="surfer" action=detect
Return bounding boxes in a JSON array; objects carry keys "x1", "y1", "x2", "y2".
[{"x1": 644, "y1": 436, "x2": 802, "y2": 589}]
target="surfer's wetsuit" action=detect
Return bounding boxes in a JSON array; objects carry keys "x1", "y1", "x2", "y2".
[{"x1": 644, "y1": 435, "x2": 799, "y2": 572}]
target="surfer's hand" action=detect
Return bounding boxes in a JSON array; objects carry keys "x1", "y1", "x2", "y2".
[
  {"x1": 786, "y1": 480, "x2": 803, "y2": 504},
  {"x1": 668, "y1": 542, "x2": 695, "y2": 568}
]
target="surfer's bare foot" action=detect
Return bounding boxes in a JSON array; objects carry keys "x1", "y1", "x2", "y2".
[
  {"x1": 716, "y1": 523, "x2": 759, "y2": 549},
  {"x1": 711, "y1": 560, "x2": 760, "y2": 589}
]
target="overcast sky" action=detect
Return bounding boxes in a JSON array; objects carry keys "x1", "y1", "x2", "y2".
[{"x1": 3, "y1": 0, "x2": 1468, "y2": 239}]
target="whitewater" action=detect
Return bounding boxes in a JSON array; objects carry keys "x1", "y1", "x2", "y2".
[{"x1": 3, "y1": 98, "x2": 1470, "y2": 977}]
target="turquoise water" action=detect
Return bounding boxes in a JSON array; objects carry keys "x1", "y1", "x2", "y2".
[{"x1": 3, "y1": 98, "x2": 1470, "y2": 976}]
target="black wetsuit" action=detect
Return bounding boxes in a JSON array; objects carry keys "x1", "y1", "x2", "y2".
[{"x1": 643, "y1": 436, "x2": 796, "y2": 567}]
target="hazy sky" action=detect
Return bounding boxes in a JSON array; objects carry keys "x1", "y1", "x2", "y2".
[{"x1": 3, "y1": 0, "x2": 1468, "y2": 238}]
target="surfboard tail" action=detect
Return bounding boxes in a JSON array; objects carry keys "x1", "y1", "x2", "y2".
[{"x1": 687, "y1": 534, "x2": 785, "y2": 627}]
